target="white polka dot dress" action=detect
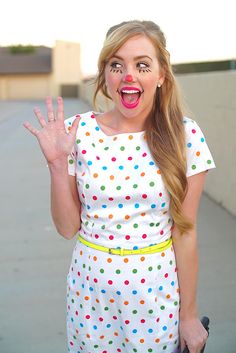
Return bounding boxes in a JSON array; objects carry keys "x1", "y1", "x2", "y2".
[{"x1": 64, "y1": 112, "x2": 216, "y2": 353}]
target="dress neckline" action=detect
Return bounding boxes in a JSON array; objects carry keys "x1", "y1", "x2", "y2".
[{"x1": 91, "y1": 111, "x2": 145, "y2": 138}]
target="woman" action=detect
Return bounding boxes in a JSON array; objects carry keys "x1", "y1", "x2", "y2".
[{"x1": 24, "y1": 20, "x2": 216, "y2": 353}]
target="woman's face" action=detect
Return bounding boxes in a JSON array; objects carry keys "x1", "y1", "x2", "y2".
[{"x1": 104, "y1": 34, "x2": 164, "y2": 121}]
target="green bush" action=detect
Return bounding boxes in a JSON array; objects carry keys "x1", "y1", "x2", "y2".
[{"x1": 9, "y1": 45, "x2": 36, "y2": 54}]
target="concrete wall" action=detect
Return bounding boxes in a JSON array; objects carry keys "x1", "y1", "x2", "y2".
[{"x1": 80, "y1": 71, "x2": 236, "y2": 216}]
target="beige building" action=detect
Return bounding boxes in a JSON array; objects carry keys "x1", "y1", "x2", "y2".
[{"x1": 0, "y1": 40, "x2": 82, "y2": 100}]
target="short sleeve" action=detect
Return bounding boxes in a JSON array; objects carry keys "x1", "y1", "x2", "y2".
[
  {"x1": 184, "y1": 118, "x2": 216, "y2": 177},
  {"x1": 64, "y1": 116, "x2": 77, "y2": 176}
]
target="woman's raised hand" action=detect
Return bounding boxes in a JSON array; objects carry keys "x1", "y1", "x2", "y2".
[{"x1": 23, "y1": 96, "x2": 80, "y2": 166}]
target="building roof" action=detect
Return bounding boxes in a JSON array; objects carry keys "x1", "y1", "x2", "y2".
[{"x1": 0, "y1": 46, "x2": 52, "y2": 74}]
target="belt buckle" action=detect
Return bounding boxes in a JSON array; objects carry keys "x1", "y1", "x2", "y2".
[{"x1": 108, "y1": 248, "x2": 112, "y2": 254}]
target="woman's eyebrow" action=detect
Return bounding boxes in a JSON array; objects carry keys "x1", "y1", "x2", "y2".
[{"x1": 110, "y1": 55, "x2": 153, "y2": 61}]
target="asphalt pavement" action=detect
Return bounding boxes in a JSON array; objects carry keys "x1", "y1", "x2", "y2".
[{"x1": 0, "y1": 99, "x2": 235, "y2": 353}]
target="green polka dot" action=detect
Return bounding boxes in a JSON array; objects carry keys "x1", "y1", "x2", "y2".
[
  {"x1": 92, "y1": 143, "x2": 95, "y2": 148},
  {"x1": 207, "y1": 159, "x2": 212, "y2": 164},
  {"x1": 82, "y1": 341, "x2": 85, "y2": 346},
  {"x1": 174, "y1": 301, "x2": 178, "y2": 306},
  {"x1": 156, "y1": 222, "x2": 160, "y2": 227},
  {"x1": 148, "y1": 309, "x2": 154, "y2": 314},
  {"x1": 136, "y1": 146, "x2": 141, "y2": 150},
  {"x1": 149, "y1": 181, "x2": 155, "y2": 187},
  {"x1": 85, "y1": 184, "x2": 89, "y2": 189},
  {"x1": 88, "y1": 266, "x2": 91, "y2": 271},
  {"x1": 169, "y1": 260, "x2": 173, "y2": 265},
  {"x1": 104, "y1": 146, "x2": 109, "y2": 150},
  {"x1": 148, "y1": 349, "x2": 153, "y2": 352},
  {"x1": 116, "y1": 224, "x2": 122, "y2": 229},
  {"x1": 76, "y1": 139, "x2": 81, "y2": 144},
  {"x1": 191, "y1": 164, "x2": 196, "y2": 170},
  {"x1": 116, "y1": 269, "x2": 121, "y2": 274},
  {"x1": 100, "y1": 268, "x2": 104, "y2": 273},
  {"x1": 104, "y1": 306, "x2": 109, "y2": 311},
  {"x1": 163, "y1": 345, "x2": 167, "y2": 350},
  {"x1": 92, "y1": 306, "x2": 96, "y2": 311},
  {"x1": 108, "y1": 341, "x2": 113, "y2": 344},
  {"x1": 120, "y1": 146, "x2": 125, "y2": 151},
  {"x1": 80, "y1": 304, "x2": 83, "y2": 309},
  {"x1": 118, "y1": 309, "x2": 122, "y2": 314},
  {"x1": 133, "y1": 184, "x2": 138, "y2": 188},
  {"x1": 116, "y1": 186, "x2": 121, "y2": 190},
  {"x1": 73, "y1": 335, "x2": 77, "y2": 339},
  {"x1": 157, "y1": 265, "x2": 162, "y2": 270},
  {"x1": 133, "y1": 349, "x2": 138, "y2": 352},
  {"x1": 133, "y1": 223, "x2": 138, "y2": 228},
  {"x1": 132, "y1": 269, "x2": 138, "y2": 273},
  {"x1": 160, "y1": 305, "x2": 165, "y2": 310},
  {"x1": 148, "y1": 266, "x2": 153, "y2": 271},
  {"x1": 100, "y1": 185, "x2": 105, "y2": 191},
  {"x1": 71, "y1": 299, "x2": 74, "y2": 303},
  {"x1": 69, "y1": 159, "x2": 74, "y2": 164},
  {"x1": 94, "y1": 344, "x2": 99, "y2": 348},
  {"x1": 82, "y1": 263, "x2": 86, "y2": 268},
  {"x1": 149, "y1": 222, "x2": 155, "y2": 227},
  {"x1": 132, "y1": 309, "x2": 138, "y2": 314}
]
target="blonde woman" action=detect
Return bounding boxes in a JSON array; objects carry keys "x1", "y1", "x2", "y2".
[{"x1": 24, "y1": 20, "x2": 216, "y2": 353}]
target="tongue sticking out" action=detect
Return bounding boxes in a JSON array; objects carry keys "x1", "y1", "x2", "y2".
[{"x1": 122, "y1": 92, "x2": 140, "y2": 104}]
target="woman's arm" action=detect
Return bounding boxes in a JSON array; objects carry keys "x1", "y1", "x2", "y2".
[
  {"x1": 49, "y1": 159, "x2": 81, "y2": 240},
  {"x1": 172, "y1": 171, "x2": 209, "y2": 353}
]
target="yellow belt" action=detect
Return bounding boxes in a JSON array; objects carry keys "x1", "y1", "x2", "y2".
[{"x1": 78, "y1": 234, "x2": 172, "y2": 256}]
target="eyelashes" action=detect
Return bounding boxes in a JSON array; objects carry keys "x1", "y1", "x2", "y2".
[
  {"x1": 109, "y1": 62, "x2": 152, "y2": 74},
  {"x1": 139, "y1": 68, "x2": 151, "y2": 73},
  {"x1": 110, "y1": 68, "x2": 122, "y2": 73}
]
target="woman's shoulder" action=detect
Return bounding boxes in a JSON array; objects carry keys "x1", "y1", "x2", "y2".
[{"x1": 64, "y1": 111, "x2": 95, "y2": 131}]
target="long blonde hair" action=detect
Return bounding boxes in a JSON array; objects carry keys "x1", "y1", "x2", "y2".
[{"x1": 94, "y1": 20, "x2": 193, "y2": 235}]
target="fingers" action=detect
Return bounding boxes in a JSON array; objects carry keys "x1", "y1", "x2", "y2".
[
  {"x1": 34, "y1": 107, "x2": 47, "y2": 128},
  {"x1": 46, "y1": 96, "x2": 55, "y2": 122},
  {"x1": 23, "y1": 121, "x2": 40, "y2": 137},
  {"x1": 56, "y1": 96, "x2": 64, "y2": 121},
  {"x1": 70, "y1": 116, "x2": 80, "y2": 136}
]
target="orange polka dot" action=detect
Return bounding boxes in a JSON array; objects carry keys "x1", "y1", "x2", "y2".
[
  {"x1": 124, "y1": 215, "x2": 130, "y2": 220},
  {"x1": 140, "y1": 256, "x2": 146, "y2": 261},
  {"x1": 85, "y1": 132, "x2": 90, "y2": 136},
  {"x1": 114, "y1": 332, "x2": 119, "y2": 336},
  {"x1": 108, "y1": 214, "x2": 113, "y2": 219},
  {"x1": 196, "y1": 151, "x2": 200, "y2": 156},
  {"x1": 128, "y1": 135, "x2": 134, "y2": 140},
  {"x1": 125, "y1": 176, "x2": 130, "y2": 180},
  {"x1": 68, "y1": 126, "x2": 71, "y2": 131},
  {"x1": 93, "y1": 256, "x2": 97, "y2": 261},
  {"x1": 82, "y1": 172, "x2": 85, "y2": 176},
  {"x1": 161, "y1": 252, "x2": 165, "y2": 257},
  {"x1": 169, "y1": 334, "x2": 173, "y2": 339},
  {"x1": 176, "y1": 288, "x2": 180, "y2": 293},
  {"x1": 140, "y1": 172, "x2": 145, "y2": 177},
  {"x1": 107, "y1": 258, "x2": 112, "y2": 263},
  {"x1": 125, "y1": 338, "x2": 129, "y2": 343},
  {"x1": 141, "y1": 212, "x2": 146, "y2": 216},
  {"x1": 166, "y1": 294, "x2": 171, "y2": 299},
  {"x1": 76, "y1": 291, "x2": 80, "y2": 296},
  {"x1": 96, "y1": 298, "x2": 100, "y2": 303},
  {"x1": 84, "y1": 296, "x2": 90, "y2": 301},
  {"x1": 124, "y1": 258, "x2": 129, "y2": 263},
  {"x1": 93, "y1": 173, "x2": 98, "y2": 178},
  {"x1": 140, "y1": 300, "x2": 145, "y2": 304},
  {"x1": 110, "y1": 175, "x2": 114, "y2": 180},
  {"x1": 140, "y1": 338, "x2": 145, "y2": 343},
  {"x1": 99, "y1": 335, "x2": 105, "y2": 339},
  {"x1": 113, "y1": 136, "x2": 118, "y2": 141},
  {"x1": 155, "y1": 296, "x2": 158, "y2": 302},
  {"x1": 86, "y1": 334, "x2": 91, "y2": 338},
  {"x1": 157, "y1": 169, "x2": 161, "y2": 174},
  {"x1": 124, "y1": 301, "x2": 129, "y2": 305},
  {"x1": 94, "y1": 214, "x2": 99, "y2": 219},
  {"x1": 110, "y1": 298, "x2": 115, "y2": 303},
  {"x1": 155, "y1": 338, "x2": 160, "y2": 343},
  {"x1": 99, "y1": 139, "x2": 104, "y2": 143}
]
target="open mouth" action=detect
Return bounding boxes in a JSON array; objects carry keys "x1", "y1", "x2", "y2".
[{"x1": 117, "y1": 87, "x2": 144, "y2": 109}]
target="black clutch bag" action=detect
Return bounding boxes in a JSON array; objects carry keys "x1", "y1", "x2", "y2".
[{"x1": 182, "y1": 316, "x2": 210, "y2": 353}]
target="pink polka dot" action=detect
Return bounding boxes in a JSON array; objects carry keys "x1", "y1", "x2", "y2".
[
  {"x1": 109, "y1": 235, "x2": 114, "y2": 240},
  {"x1": 142, "y1": 194, "x2": 147, "y2": 198},
  {"x1": 128, "y1": 156, "x2": 133, "y2": 160},
  {"x1": 141, "y1": 278, "x2": 145, "y2": 283},
  {"x1": 85, "y1": 315, "x2": 90, "y2": 319},
  {"x1": 125, "y1": 235, "x2": 130, "y2": 240},
  {"x1": 192, "y1": 129, "x2": 196, "y2": 134},
  {"x1": 124, "y1": 280, "x2": 129, "y2": 285},
  {"x1": 111, "y1": 157, "x2": 116, "y2": 162},
  {"x1": 164, "y1": 273, "x2": 169, "y2": 278},
  {"x1": 142, "y1": 152, "x2": 147, "y2": 157},
  {"x1": 142, "y1": 234, "x2": 147, "y2": 239},
  {"x1": 92, "y1": 196, "x2": 97, "y2": 200},
  {"x1": 96, "y1": 156, "x2": 100, "y2": 160},
  {"x1": 82, "y1": 150, "x2": 87, "y2": 154},
  {"x1": 108, "y1": 280, "x2": 113, "y2": 285}
]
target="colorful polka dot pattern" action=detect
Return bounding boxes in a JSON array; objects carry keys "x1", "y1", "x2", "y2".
[{"x1": 64, "y1": 112, "x2": 216, "y2": 353}]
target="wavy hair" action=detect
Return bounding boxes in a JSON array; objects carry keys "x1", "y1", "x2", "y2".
[{"x1": 93, "y1": 20, "x2": 193, "y2": 235}]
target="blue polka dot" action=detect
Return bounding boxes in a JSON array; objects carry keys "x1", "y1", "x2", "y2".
[
  {"x1": 201, "y1": 137, "x2": 205, "y2": 142},
  {"x1": 118, "y1": 204, "x2": 123, "y2": 208},
  {"x1": 134, "y1": 203, "x2": 140, "y2": 208},
  {"x1": 151, "y1": 204, "x2": 156, "y2": 208},
  {"x1": 132, "y1": 290, "x2": 138, "y2": 295},
  {"x1": 81, "y1": 284, "x2": 84, "y2": 288},
  {"x1": 80, "y1": 323, "x2": 84, "y2": 327},
  {"x1": 159, "y1": 286, "x2": 163, "y2": 291},
  {"x1": 95, "y1": 126, "x2": 99, "y2": 131},
  {"x1": 89, "y1": 287, "x2": 94, "y2": 291},
  {"x1": 106, "y1": 324, "x2": 111, "y2": 328},
  {"x1": 119, "y1": 165, "x2": 124, "y2": 170},
  {"x1": 171, "y1": 281, "x2": 175, "y2": 286},
  {"x1": 132, "y1": 329, "x2": 138, "y2": 333},
  {"x1": 149, "y1": 161, "x2": 155, "y2": 165},
  {"x1": 71, "y1": 317, "x2": 74, "y2": 322},
  {"x1": 187, "y1": 142, "x2": 192, "y2": 148},
  {"x1": 78, "y1": 161, "x2": 82, "y2": 166},
  {"x1": 81, "y1": 122, "x2": 86, "y2": 126},
  {"x1": 101, "y1": 289, "x2": 106, "y2": 293},
  {"x1": 116, "y1": 291, "x2": 121, "y2": 295},
  {"x1": 93, "y1": 325, "x2": 97, "y2": 330},
  {"x1": 148, "y1": 288, "x2": 152, "y2": 293},
  {"x1": 162, "y1": 326, "x2": 167, "y2": 331},
  {"x1": 134, "y1": 165, "x2": 139, "y2": 169},
  {"x1": 161, "y1": 202, "x2": 166, "y2": 208},
  {"x1": 72, "y1": 279, "x2": 75, "y2": 284},
  {"x1": 88, "y1": 161, "x2": 92, "y2": 165},
  {"x1": 133, "y1": 246, "x2": 139, "y2": 250},
  {"x1": 102, "y1": 204, "x2": 107, "y2": 208},
  {"x1": 148, "y1": 328, "x2": 153, "y2": 333},
  {"x1": 102, "y1": 166, "x2": 107, "y2": 170}
]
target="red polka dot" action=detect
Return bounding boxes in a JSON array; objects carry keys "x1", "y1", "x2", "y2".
[
  {"x1": 142, "y1": 194, "x2": 147, "y2": 198},
  {"x1": 99, "y1": 317, "x2": 104, "y2": 321},
  {"x1": 141, "y1": 278, "x2": 145, "y2": 283},
  {"x1": 164, "y1": 273, "x2": 169, "y2": 278},
  {"x1": 128, "y1": 156, "x2": 133, "y2": 160},
  {"x1": 108, "y1": 280, "x2": 113, "y2": 285},
  {"x1": 125, "y1": 320, "x2": 130, "y2": 325},
  {"x1": 124, "y1": 280, "x2": 129, "y2": 285},
  {"x1": 109, "y1": 235, "x2": 114, "y2": 240},
  {"x1": 142, "y1": 234, "x2": 147, "y2": 239},
  {"x1": 96, "y1": 156, "x2": 100, "y2": 160},
  {"x1": 92, "y1": 196, "x2": 97, "y2": 200},
  {"x1": 141, "y1": 319, "x2": 146, "y2": 323},
  {"x1": 159, "y1": 192, "x2": 162, "y2": 197},
  {"x1": 82, "y1": 150, "x2": 87, "y2": 154},
  {"x1": 111, "y1": 157, "x2": 116, "y2": 162},
  {"x1": 125, "y1": 235, "x2": 130, "y2": 240},
  {"x1": 85, "y1": 315, "x2": 90, "y2": 319},
  {"x1": 94, "y1": 278, "x2": 98, "y2": 283},
  {"x1": 169, "y1": 313, "x2": 173, "y2": 318},
  {"x1": 142, "y1": 152, "x2": 147, "y2": 157},
  {"x1": 192, "y1": 129, "x2": 196, "y2": 134},
  {"x1": 70, "y1": 341, "x2": 74, "y2": 346}
]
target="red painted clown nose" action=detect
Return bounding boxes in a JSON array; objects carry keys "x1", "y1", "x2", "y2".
[{"x1": 124, "y1": 74, "x2": 133, "y2": 82}]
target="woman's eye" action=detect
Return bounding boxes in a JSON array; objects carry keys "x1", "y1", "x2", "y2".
[
  {"x1": 110, "y1": 62, "x2": 122, "y2": 69},
  {"x1": 137, "y1": 62, "x2": 151, "y2": 73}
]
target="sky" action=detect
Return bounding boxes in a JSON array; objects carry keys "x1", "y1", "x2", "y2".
[{"x1": 0, "y1": 0, "x2": 235, "y2": 76}]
